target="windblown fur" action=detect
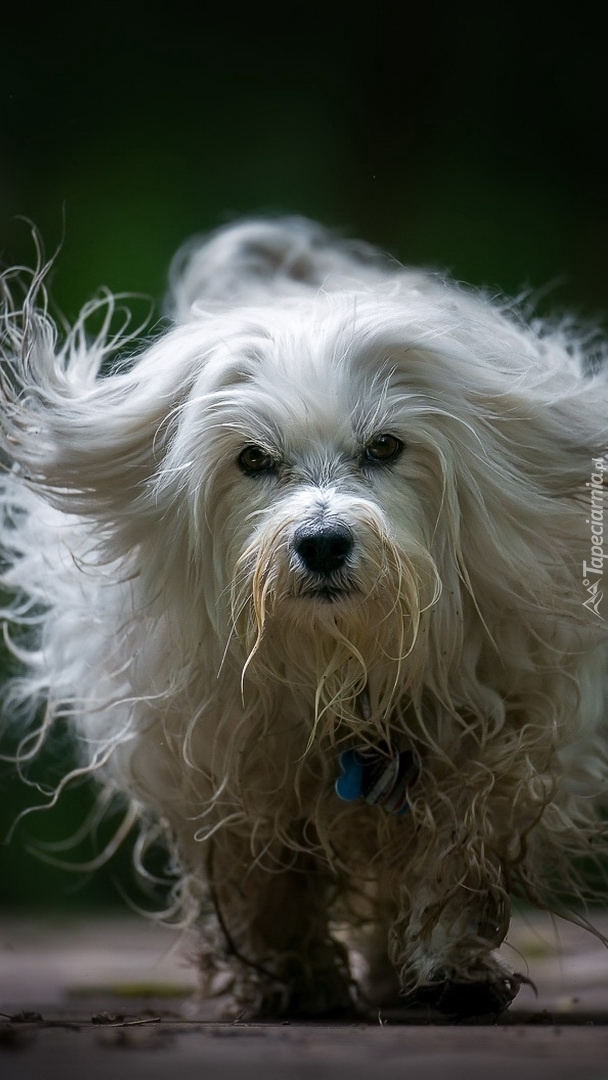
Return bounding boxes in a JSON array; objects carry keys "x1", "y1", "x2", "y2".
[{"x1": 1, "y1": 217, "x2": 608, "y2": 1017}]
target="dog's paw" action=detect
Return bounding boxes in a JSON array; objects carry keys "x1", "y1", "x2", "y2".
[
  {"x1": 409, "y1": 970, "x2": 522, "y2": 1019},
  {"x1": 267, "y1": 977, "x2": 357, "y2": 1018},
  {"x1": 232, "y1": 965, "x2": 358, "y2": 1019}
]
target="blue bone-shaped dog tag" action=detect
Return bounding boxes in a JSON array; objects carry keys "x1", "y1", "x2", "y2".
[
  {"x1": 335, "y1": 744, "x2": 419, "y2": 816},
  {"x1": 335, "y1": 748, "x2": 366, "y2": 802}
]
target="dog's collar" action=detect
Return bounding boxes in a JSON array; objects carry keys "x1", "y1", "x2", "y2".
[{"x1": 335, "y1": 742, "x2": 419, "y2": 816}]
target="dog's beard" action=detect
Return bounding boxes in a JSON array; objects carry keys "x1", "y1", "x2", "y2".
[{"x1": 229, "y1": 495, "x2": 441, "y2": 747}]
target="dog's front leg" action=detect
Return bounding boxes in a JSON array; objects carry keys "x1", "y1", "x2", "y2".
[
  {"x1": 388, "y1": 838, "x2": 522, "y2": 1018},
  {"x1": 203, "y1": 842, "x2": 355, "y2": 1017}
]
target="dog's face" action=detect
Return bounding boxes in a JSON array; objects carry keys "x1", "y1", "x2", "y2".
[
  {"x1": 166, "y1": 299, "x2": 441, "y2": 615},
  {"x1": 154, "y1": 292, "x2": 526, "y2": 720}
]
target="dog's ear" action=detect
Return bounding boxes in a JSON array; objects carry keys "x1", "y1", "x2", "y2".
[
  {"x1": 469, "y1": 385, "x2": 608, "y2": 500},
  {"x1": 0, "y1": 287, "x2": 194, "y2": 529}
]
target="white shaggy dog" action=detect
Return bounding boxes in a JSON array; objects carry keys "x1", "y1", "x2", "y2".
[{"x1": 1, "y1": 217, "x2": 608, "y2": 1018}]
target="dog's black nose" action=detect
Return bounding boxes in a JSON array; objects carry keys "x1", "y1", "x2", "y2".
[{"x1": 293, "y1": 523, "x2": 353, "y2": 576}]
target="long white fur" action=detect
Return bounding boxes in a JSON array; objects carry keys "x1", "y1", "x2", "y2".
[{"x1": 1, "y1": 217, "x2": 608, "y2": 1016}]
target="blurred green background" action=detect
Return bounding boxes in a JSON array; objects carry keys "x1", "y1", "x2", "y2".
[{"x1": 1, "y1": 5, "x2": 607, "y2": 911}]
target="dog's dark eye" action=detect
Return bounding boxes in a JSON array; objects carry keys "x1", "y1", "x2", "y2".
[
  {"x1": 238, "y1": 445, "x2": 277, "y2": 475},
  {"x1": 364, "y1": 433, "x2": 404, "y2": 464}
]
